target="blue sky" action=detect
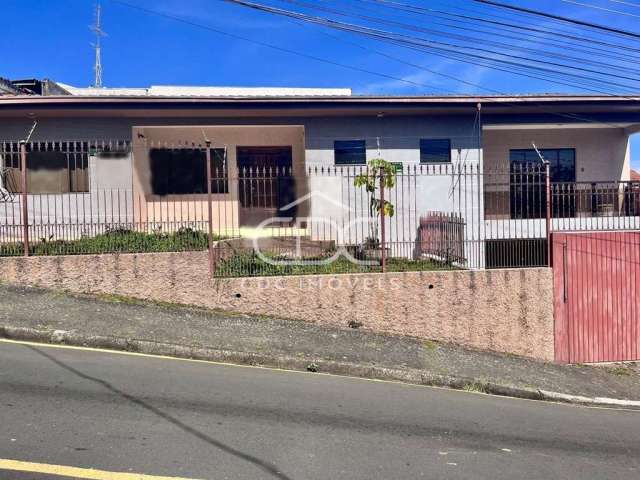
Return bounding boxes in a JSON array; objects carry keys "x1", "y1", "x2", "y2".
[{"x1": 2, "y1": 0, "x2": 639, "y2": 168}]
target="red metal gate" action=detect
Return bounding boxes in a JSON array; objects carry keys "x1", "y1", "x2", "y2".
[{"x1": 553, "y1": 231, "x2": 640, "y2": 363}]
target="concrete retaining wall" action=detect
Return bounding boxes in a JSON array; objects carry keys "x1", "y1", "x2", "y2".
[{"x1": 0, "y1": 252, "x2": 555, "y2": 361}]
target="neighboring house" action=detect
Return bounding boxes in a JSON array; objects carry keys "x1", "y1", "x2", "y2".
[{"x1": 0, "y1": 81, "x2": 639, "y2": 267}]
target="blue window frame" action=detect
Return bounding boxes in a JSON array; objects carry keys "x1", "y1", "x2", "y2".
[
  {"x1": 420, "y1": 138, "x2": 451, "y2": 163},
  {"x1": 334, "y1": 140, "x2": 366, "y2": 165}
]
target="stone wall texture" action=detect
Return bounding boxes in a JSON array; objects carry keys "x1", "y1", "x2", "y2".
[{"x1": 0, "y1": 252, "x2": 555, "y2": 361}]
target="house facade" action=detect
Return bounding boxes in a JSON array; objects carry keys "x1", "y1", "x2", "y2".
[{"x1": 1, "y1": 85, "x2": 639, "y2": 268}]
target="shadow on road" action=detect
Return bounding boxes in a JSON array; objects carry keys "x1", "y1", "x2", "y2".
[{"x1": 26, "y1": 345, "x2": 293, "y2": 480}]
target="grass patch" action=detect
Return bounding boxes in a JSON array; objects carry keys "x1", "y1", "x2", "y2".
[
  {"x1": 1, "y1": 228, "x2": 223, "y2": 256},
  {"x1": 214, "y1": 251, "x2": 457, "y2": 277},
  {"x1": 462, "y1": 382, "x2": 488, "y2": 393},
  {"x1": 606, "y1": 365, "x2": 634, "y2": 376},
  {"x1": 422, "y1": 339, "x2": 439, "y2": 351},
  {"x1": 95, "y1": 293, "x2": 146, "y2": 306}
]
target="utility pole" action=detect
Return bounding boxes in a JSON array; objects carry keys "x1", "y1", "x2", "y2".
[{"x1": 90, "y1": 2, "x2": 106, "y2": 88}]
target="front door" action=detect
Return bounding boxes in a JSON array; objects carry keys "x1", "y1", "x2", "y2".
[{"x1": 237, "y1": 146, "x2": 295, "y2": 226}]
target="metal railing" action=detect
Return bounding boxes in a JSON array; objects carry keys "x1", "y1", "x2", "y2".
[{"x1": 2, "y1": 139, "x2": 639, "y2": 277}]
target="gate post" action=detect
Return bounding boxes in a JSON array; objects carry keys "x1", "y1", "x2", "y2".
[
  {"x1": 20, "y1": 141, "x2": 29, "y2": 257},
  {"x1": 205, "y1": 141, "x2": 215, "y2": 277},
  {"x1": 545, "y1": 161, "x2": 552, "y2": 267}
]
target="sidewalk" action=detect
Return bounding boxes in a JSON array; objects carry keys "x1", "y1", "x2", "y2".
[{"x1": 1, "y1": 283, "x2": 639, "y2": 406}]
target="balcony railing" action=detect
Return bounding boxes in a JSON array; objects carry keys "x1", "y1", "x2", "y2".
[
  {"x1": 553, "y1": 181, "x2": 640, "y2": 218},
  {"x1": 485, "y1": 179, "x2": 640, "y2": 220}
]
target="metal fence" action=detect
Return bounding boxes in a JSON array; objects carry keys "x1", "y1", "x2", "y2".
[{"x1": 2, "y1": 139, "x2": 639, "y2": 277}]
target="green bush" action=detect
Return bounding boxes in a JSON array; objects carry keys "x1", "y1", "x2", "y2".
[
  {"x1": 214, "y1": 251, "x2": 455, "y2": 277},
  {"x1": 1, "y1": 227, "x2": 222, "y2": 256}
]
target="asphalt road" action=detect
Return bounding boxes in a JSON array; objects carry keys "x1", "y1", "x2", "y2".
[{"x1": 1, "y1": 341, "x2": 639, "y2": 480}]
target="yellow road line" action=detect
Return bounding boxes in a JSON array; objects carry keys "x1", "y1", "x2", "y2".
[{"x1": 0, "y1": 459, "x2": 203, "y2": 480}]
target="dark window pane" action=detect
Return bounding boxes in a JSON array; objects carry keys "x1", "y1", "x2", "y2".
[
  {"x1": 509, "y1": 150, "x2": 526, "y2": 163},
  {"x1": 150, "y1": 148, "x2": 206, "y2": 195},
  {"x1": 334, "y1": 140, "x2": 366, "y2": 165},
  {"x1": 509, "y1": 149, "x2": 540, "y2": 165},
  {"x1": 150, "y1": 148, "x2": 228, "y2": 195},
  {"x1": 510, "y1": 148, "x2": 575, "y2": 182},
  {"x1": 420, "y1": 139, "x2": 451, "y2": 163},
  {"x1": 540, "y1": 149, "x2": 558, "y2": 164},
  {"x1": 553, "y1": 149, "x2": 576, "y2": 182},
  {"x1": 508, "y1": 148, "x2": 576, "y2": 219}
]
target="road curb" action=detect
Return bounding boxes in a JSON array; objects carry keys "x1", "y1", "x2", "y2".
[{"x1": 2, "y1": 325, "x2": 639, "y2": 409}]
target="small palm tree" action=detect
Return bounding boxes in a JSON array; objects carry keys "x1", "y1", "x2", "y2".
[{"x1": 354, "y1": 158, "x2": 397, "y2": 248}]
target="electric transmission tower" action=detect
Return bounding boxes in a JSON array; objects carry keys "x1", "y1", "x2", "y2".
[{"x1": 90, "y1": 2, "x2": 106, "y2": 88}]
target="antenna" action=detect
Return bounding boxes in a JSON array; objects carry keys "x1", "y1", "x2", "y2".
[
  {"x1": 531, "y1": 142, "x2": 549, "y2": 165},
  {"x1": 24, "y1": 121, "x2": 38, "y2": 143},
  {"x1": 90, "y1": 2, "x2": 107, "y2": 88}
]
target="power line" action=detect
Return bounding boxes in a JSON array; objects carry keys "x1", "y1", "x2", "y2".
[
  {"x1": 365, "y1": 0, "x2": 640, "y2": 54},
  {"x1": 378, "y1": 38, "x2": 631, "y2": 94},
  {"x1": 473, "y1": 0, "x2": 640, "y2": 40},
  {"x1": 293, "y1": 19, "x2": 506, "y2": 94},
  {"x1": 561, "y1": 0, "x2": 640, "y2": 17},
  {"x1": 224, "y1": 0, "x2": 640, "y2": 93},
  {"x1": 351, "y1": 0, "x2": 637, "y2": 64},
  {"x1": 106, "y1": 0, "x2": 447, "y2": 93},
  {"x1": 113, "y1": 0, "x2": 576, "y2": 96},
  {"x1": 219, "y1": 0, "x2": 640, "y2": 126},
  {"x1": 328, "y1": 2, "x2": 640, "y2": 91},
  {"x1": 106, "y1": 0, "x2": 600, "y2": 98},
  {"x1": 285, "y1": 8, "x2": 632, "y2": 98},
  {"x1": 228, "y1": 1, "x2": 640, "y2": 125},
  {"x1": 277, "y1": 0, "x2": 640, "y2": 78},
  {"x1": 610, "y1": 0, "x2": 640, "y2": 7},
  {"x1": 295, "y1": 2, "x2": 640, "y2": 93},
  {"x1": 431, "y1": 0, "x2": 606, "y2": 33},
  {"x1": 295, "y1": 17, "x2": 620, "y2": 104},
  {"x1": 107, "y1": 0, "x2": 637, "y2": 129}
]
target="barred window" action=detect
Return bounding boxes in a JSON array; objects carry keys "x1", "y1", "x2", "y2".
[{"x1": 0, "y1": 141, "x2": 89, "y2": 193}]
